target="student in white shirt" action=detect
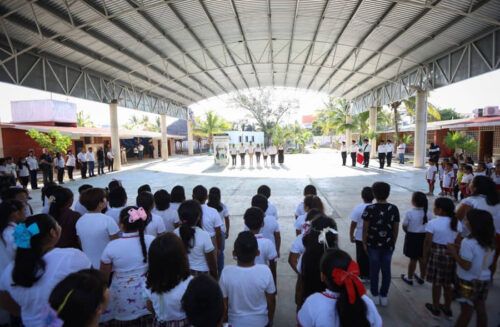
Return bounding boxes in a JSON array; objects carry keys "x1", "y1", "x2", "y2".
[
  {"x1": 229, "y1": 144, "x2": 238, "y2": 167},
  {"x1": 181, "y1": 274, "x2": 224, "y2": 327},
  {"x1": 456, "y1": 175, "x2": 500, "y2": 223},
  {"x1": 49, "y1": 269, "x2": 109, "y2": 327},
  {"x1": 340, "y1": 141, "x2": 347, "y2": 166},
  {"x1": 423, "y1": 197, "x2": 462, "y2": 318},
  {"x1": 77, "y1": 148, "x2": 88, "y2": 179},
  {"x1": 475, "y1": 162, "x2": 487, "y2": 176},
  {"x1": 65, "y1": 150, "x2": 76, "y2": 181},
  {"x1": 144, "y1": 233, "x2": 192, "y2": 326},
  {"x1": 136, "y1": 191, "x2": 166, "y2": 237},
  {"x1": 207, "y1": 187, "x2": 230, "y2": 276},
  {"x1": 86, "y1": 147, "x2": 96, "y2": 177},
  {"x1": 297, "y1": 249, "x2": 382, "y2": 327},
  {"x1": 220, "y1": 231, "x2": 276, "y2": 327},
  {"x1": 170, "y1": 185, "x2": 186, "y2": 212},
  {"x1": 192, "y1": 185, "x2": 223, "y2": 255},
  {"x1": 289, "y1": 209, "x2": 322, "y2": 276},
  {"x1": 255, "y1": 144, "x2": 262, "y2": 165},
  {"x1": 75, "y1": 188, "x2": 120, "y2": 268},
  {"x1": 16, "y1": 158, "x2": 30, "y2": 189},
  {"x1": 268, "y1": 145, "x2": 278, "y2": 165},
  {"x1": 377, "y1": 140, "x2": 386, "y2": 169},
  {"x1": 447, "y1": 209, "x2": 495, "y2": 327},
  {"x1": 106, "y1": 148, "x2": 115, "y2": 172},
  {"x1": 459, "y1": 165, "x2": 474, "y2": 198},
  {"x1": 153, "y1": 189, "x2": 179, "y2": 232},
  {"x1": 397, "y1": 142, "x2": 406, "y2": 164},
  {"x1": 401, "y1": 192, "x2": 430, "y2": 286},
  {"x1": 73, "y1": 184, "x2": 92, "y2": 215},
  {"x1": 174, "y1": 200, "x2": 217, "y2": 278},
  {"x1": 295, "y1": 184, "x2": 317, "y2": 218},
  {"x1": 349, "y1": 187, "x2": 373, "y2": 281},
  {"x1": 238, "y1": 143, "x2": 246, "y2": 166},
  {"x1": 244, "y1": 207, "x2": 278, "y2": 284},
  {"x1": 100, "y1": 206, "x2": 154, "y2": 323},
  {"x1": 0, "y1": 214, "x2": 91, "y2": 327},
  {"x1": 26, "y1": 149, "x2": 39, "y2": 189},
  {"x1": 55, "y1": 152, "x2": 66, "y2": 184},
  {"x1": 251, "y1": 194, "x2": 281, "y2": 256},
  {"x1": 295, "y1": 195, "x2": 324, "y2": 235},
  {"x1": 258, "y1": 185, "x2": 278, "y2": 219},
  {"x1": 386, "y1": 139, "x2": 394, "y2": 167},
  {"x1": 106, "y1": 186, "x2": 128, "y2": 224},
  {"x1": 361, "y1": 139, "x2": 371, "y2": 168},
  {"x1": 247, "y1": 141, "x2": 255, "y2": 167},
  {"x1": 350, "y1": 140, "x2": 358, "y2": 167},
  {"x1": 442, "y1": 162, "x2": 455, "y2": 197},
  {"x1": 262, "y1": 147, "x2": 269, "y2": 166}
]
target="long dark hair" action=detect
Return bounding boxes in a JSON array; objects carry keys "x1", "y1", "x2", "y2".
[
  {"x1": 120, "y1": 206, "x2": 148, "y2": 263},
  {"x1": 0, "y1": 200, "x2": 24, "y2": 245},
  {"x1": 321, "y1": 249, "x2": 370, "y2": 327},
  {"x1": 12, "y1": 214, "x2": 58, "y2": 287},
  {"x1": 434, "y1": 197, "x2": 457, "y2": 231},
  {"x1": 207, "y1": 187, "x2": 223, "y2": 212},
  {"x1": 49, "y1": 269, "x2": 107, "y2": 327},
  {"x1": 154, "y1": 190, "x2": 170, "y2": 211},
  {"x1": 412, "y1": 192, "x2": 428, "y2": 224},
  {"x1": 471, "y1": 176, "x2": 499, "y2": 206},
  {"x1": 178, "y1": 200, "x2": 202, "y2": 253},
  {"x1": 303, "y1": 195, "x2": 324, "y2": 213},
  {"x1": 48, "y1": 188, "x2": 74, "y2": 222},
  {"x1": 136, "y1": 192, "x2": 154, "y2": 226},
  {"x1": 146, "y1": 233, "x2": 190, "y2": 294},
  {"x1": 171, "y1": 185, "x2": 186, "y2": 203},
  {"x1": 466, "y1": 209, "x2": 495, "y2": 250},
  {"x1": 300, "y1": 215, "x2": 338, "y2": 302}
]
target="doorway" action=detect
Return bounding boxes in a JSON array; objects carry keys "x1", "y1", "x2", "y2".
[{"x1": 479, "y1": 131, "x2": 493, "y2": 160}]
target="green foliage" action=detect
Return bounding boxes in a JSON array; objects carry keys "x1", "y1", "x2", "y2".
[
  {"x1": 26, "y1": 129, "x2": 72, "y2": 154},
  {"x1": 76, "y1": 111, "x2": 95, "y2": 127},
  {"x1": 271, "y1": 123, "x2": 312, "y2": 152},
  {"x1": 194, "y1": 111, "x2": 231, "y2": 145},
  {"x1": 438, "y1": 108, "x2": 463, "y2": 121},
  {"x1": 400, "y1": 134, "x2": 413, "y2": 145},
  {"x1": 444, "y1": 131, "x2": 477, "y2": 155},
  {"x1": 123, "y1": 114, "x2": 161, "y2": 132},
  {"x1": 315, "y1": 98, "x2": 353, "y2": 136},
  {"x1": 403, "y1": 96, "x2": 441, "y2": 121}
]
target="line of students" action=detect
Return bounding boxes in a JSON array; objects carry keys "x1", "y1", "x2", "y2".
[{"x1": 229, "y1": 143, "x2": 284, "y2": 167}]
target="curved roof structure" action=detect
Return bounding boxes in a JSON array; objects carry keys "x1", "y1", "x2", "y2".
[{"x1": 0, "y1": 0, "x2": 499, "y2": 117}]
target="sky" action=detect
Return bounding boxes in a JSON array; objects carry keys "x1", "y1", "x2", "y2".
[{"x1": 0, "y1": 69, "x2": 499, "y2": 127}]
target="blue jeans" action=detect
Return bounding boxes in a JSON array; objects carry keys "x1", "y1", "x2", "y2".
[
  {"x1": 399, "y1": 153, "x2": 404, "y2": 164},
  {"x1": 217, "y1": 233, "x2": 226, "y2": 276},
  {"x1": 368, "y1": 247, "x2": 393, "y2": 297}
]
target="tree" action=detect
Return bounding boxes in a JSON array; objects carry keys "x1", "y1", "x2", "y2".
[
  {"x1": 76, "y1": 111, "x2": 95, "y2": 127},
  {"x1": 233, "y1": 89, "x2": 298, "y2": 144},
  {"x1": 124, "y1": 114, "x2": 141, "y2": 130},
  {"x1": 438, "y1": 108, "x2": 463, "y2": 121},
  {"x1": 444, "y1": 131, "x2": 477, "y2": 155},
  {"x1": 194, "y1": 111, "x2": 231, "y2": 146},
  {"x1": 26, "y1": 129, "x2": 72, "y2": 154},
  {"x1": 403, "y1": 96, "x2": 441, "y2": 121},
  {"x1": 390, "y1": 101, "x2": 402, "y2": 142}
]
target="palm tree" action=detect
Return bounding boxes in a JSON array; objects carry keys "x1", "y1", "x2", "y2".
[
  {"x1": 403, "y1": 96, "x2": 441, "y2": 121},
  {"x1": 124, "y1": 114, "x2": 141, "y2": 130},
  {"x1": 391, "y1": 101, "x2": 402, "y2": 142},
  {"x1": 194, "y1": 111, "x2": 231, "y2": 146},
  {"x1": 77, "y1": 111, "x2": 95, "y2": 127}
]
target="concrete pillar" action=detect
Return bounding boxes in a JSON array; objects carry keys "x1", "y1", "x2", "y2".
[
  {"x1": 0, "y1": 128, "x2": 4, "y2": 158},
  {"x1": 369, "y1": 107, "x2": 377, "y2": 158},
  {"x1": 109, "y1": 100, "x2": 121, "y2": 171},
  {"x1": 345, "y1": 114, "x2": 352, "y2": 145},
  {"x1": 414, "y1": 90, "x2": 428, "y2": 168},
  {"x1": 160, "y1": 114, "x2": 168, "y2": 161},
  {"x1": 187, "y1": 119, "x2": 194, "y2": 156}
]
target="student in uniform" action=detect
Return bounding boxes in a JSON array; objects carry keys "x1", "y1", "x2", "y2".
[
  {"x1": 244, "y1": 207, "x2": 278, "y2": 284},
  {"x1": 475, "y1": 162, "x2": 487, "y2": 176},
  {"x1": 251, "y1": 194, "x2": 281, "y2": 257},
  {"x1": 207, "y1": 187, "x2": 230, "y2": 276},
  {"x1": 361, "y1": 139, "x2": 371, "y2": 168},
  {"x1": 340, "y1": 141, "x2": 347, "y2": 166},
  {"x1": 460, "y1": 165, "x2": 474, "y2": 198},
  {"x1": 86, "y1": 147, "x2": 96, "y2": 177},
  {"x1": 255, "y1": 144, "x2": 262, "y2": 165},
  {"x1": 456, "y1": 175, "x2": 500, "y2": 222},
  {"x1": 174, "y1": 200, "x2": 218, "y2": 279},
  {"x1": 75, "y1": 188, "x2": 120, "y2": 268},
  {"x1": 262, "y1": 146, "x2": 269, "y2": 167},
  {"x1": 426, "y1": 159, "x2": 438, "y2": 196},
  {"x1": 229, "y1": 144, "x2": 238, "y2": 167},
  {"x1": 397, "y1": 142, "x2": 406, "y2": 164},
  {"x1": 170, "y1": 185, "x2": 186, "y2": 212},
  {"x1": 0, "y1": 214, "x2": 91, "y2": 327},
  {"x1": 106, "y1": 186, "x2": 128, "y2": 225},
  {"x1": 268, "y1": 144, "x2": 278, "y2": 165},
  {"x1": 26, "y1": 149, "x2": 39, "y2": 189},
  {"x1": 65, "y1": 150, "x2": 76, "y2": 181},
  {"x1": 136, "y1": 191, "x2": 167, "y2": 237},
  {"x1": 349, "y1": 140, "x2": 358, "y2": 167},
  {"x1": 362, "y1": 182, "x2": 399, "y2": 306},
  {"x1": 423, "y1": 197, "x2": 462, "y2": 318},
  {"x1": 181, "y1": 274, "x2": 224, "y2": 327},
  {"x1": 54, "y1": 152, "x2": 66, "y2": 184},
  {"x1": 238, "y1": 143, "x2": 246, "y2": 167},
  {"x1": 386, "y1": 140, "x2": 394, "y2": 167},
  {"x1": 106, "y1": 148, "x2": 115, "y2": 172},
  {"x1": 49, "y1": 187, "x2": 81, "y2": 249},
  {"x1": 77, "y1": 148, "x2": 88, "y2": 179},
  {"x1": 295, "y1": 185, "x2": 317, "y2": 218},
  {"x1": 377, "y1": 140, "x2": 386, "y2": 169},
  {"x1": 247, "y1": 141, "x2": 255, "y2": 167},
  {"x1": 152, "y1": 189, "x2": 180, "y2": 233},
  {"x1": 349, "y1": 186, "x2": 373, "y2": 282},
  {"x1": 138, "y1": 184, "x2": 152, "y2": 195},
  {"x1": 100, "y1": 206, "x2": 154, "y2": 325},
  {"x1": 144, "y1": 233, "x2": 192, "y2": 326},
  {"x1": 442, "y1": 162, "x2": 455, "y2": 197},
  {"x1": 219, "y1": 231, "x2": 276, "y2": 327},
  {"x1": 401, "y1": 192, "x2": 430, "y2": 286},
  {"x1": 49, "y1": 269, "x2": 109, "y2": 327},
  {"x1": 73, "y1": 184, "x2": 92, "y2": 216},
  {"x1": 258, "y1": 185, "x2": 278, "y2": 219},
  {"x1": 297, "y1": 249, "x2": 382, "y2": 327},
  {"x1": 294, "y1": 195, "x2": 324, "y2": 235}
]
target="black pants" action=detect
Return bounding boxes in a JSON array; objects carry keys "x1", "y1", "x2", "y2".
[
  {"x1": 270, "y1": 154, "x2": 276, "y2": 164},
  {"x1": 19, "y1": 176, "x2": 29, "y2": 188},
  {"x1": 29, "y1": 170, "x2": 38, "y2": 189},
  {"x1": 355, "y1": 240, "x2": 370, "y2": 279},
  {"x1": 350, "y1": 152, "x2": 356, "y2": 166},
  {"x1": 239, "y1": 154, "x2": 245, "y2": 166},
  {"x1": 378, "y1": 153, "x2": 386, "y2": 169},
  {"x1": 363, "y1": 152, "x2": 370, "y2": 167},
  {"x1": 67, "y1": 166, "x2": 74, "y2": 180},
  {"x1": 42, "y1": 168, "x2": 53, "y2": 184},
  {"x1": 98, "y1": 160, "x2": 105, "y2": 175},
  {"x1": 341, "y1": 151, "x2": 347, "y2": 165},
  {"x1": 57, "y1": 168, "x2": 64, "y2": 183},
  {"x1": 231, "y1": 155, "x2": 237, "y2": 165},
  {"x1": 255, "y1": 152, "x2": 261, "y2": 163},
  {"x1": 386, "y1": 152, "x2": 392, "y2": 167},
  {"x1": 108, "y1": 159, "x2": 114, "y2": 172},
  {"x1": 80, "y1": 162, "x2": 87, "y2": 178},
  {"x1": 88, "y1": 161, "x2": 95, "y2": 176}
]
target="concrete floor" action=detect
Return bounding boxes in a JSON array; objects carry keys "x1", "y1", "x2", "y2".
[{"x1": 29, "y1": 149, "x2": 499, "y2": 327}]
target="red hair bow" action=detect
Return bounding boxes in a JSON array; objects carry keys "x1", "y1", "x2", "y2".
[{"x1": 332, "y1": 261, "x2": 366, "y2": 304}]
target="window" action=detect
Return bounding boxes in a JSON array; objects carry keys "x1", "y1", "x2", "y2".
[
  {"x1": 252, "y1": 136, "x2": 255, "y2": 142},
  {"x1": 245, "y1": 136, "x2": 248, "y2": 142},
  {"x1": 239, "y1": 136, "x2": 242, "y2": 142}
]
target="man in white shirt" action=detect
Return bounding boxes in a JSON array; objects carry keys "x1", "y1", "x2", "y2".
[
  {"x1": 361, "y1": 139, "x2": 371, "y2": 168},
  {"x1": 340, "y1": 141, "x2": 347, "y2": 166},
  {"x1": 86, "y1": 147, "x2": 95, "y2": 177},
  {"x1": 386, "y1": 139, "x2": 394, "y2": 167},
  {"x1": 238, "y1": 143, "x2": 246, "y2": 166},
  {"x1": 350, "y1": 140, "x2": 358, "y2": 167},
  {"x1": 138, "y1": 143, "x2": 144, "y2": 160},
  {"x1": 107, "y1": 148, "x2": 115, "y2": 172},
  {"x1": 397, "y1": 142, "x2": 406, "y2": 164},
  {"x1": 26, "y1": 149, "x2": 39, "y2": 189},
  {"x1": 377, "y1": 140, "x2": 387, "y2": 169},
  {"x1": 66, "y1": 150, "x2": 76, "y2": 181},
  {"x1": 229, "y1": 144, "x2": 238, "y2": 167},
  {"x1": 77, "y1": 148, "x2": 87, "y2": 179}
]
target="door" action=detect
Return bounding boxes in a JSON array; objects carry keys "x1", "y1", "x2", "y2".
[{"x1": 479, "y1": 131, "x2": 493, "y2": 160}]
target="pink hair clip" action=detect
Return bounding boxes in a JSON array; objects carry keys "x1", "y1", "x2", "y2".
[{"x1": 128, "y1": 207, "x2": 147, "y2": 223}]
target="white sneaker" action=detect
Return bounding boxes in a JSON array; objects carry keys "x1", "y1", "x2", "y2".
[
  {"x1": 380, "y1": 297, "x2": 388, "y2": 306},
  {"x1": 370, "y1": 294, "x2": 380, "y2": 305}
]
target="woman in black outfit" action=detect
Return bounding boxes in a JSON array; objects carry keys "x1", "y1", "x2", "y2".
[{"x1": 278, "y1": 144, "x2": 285, "y2": 164}]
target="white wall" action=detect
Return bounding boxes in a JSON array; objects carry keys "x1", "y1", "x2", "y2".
[{"x1": 226, "y1": 131, "x2": 264, "y2": 145}]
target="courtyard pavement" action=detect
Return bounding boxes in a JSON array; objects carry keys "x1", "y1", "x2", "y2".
[{"x1": 28, "y1": 149, "x2": 500, "y2": 327}]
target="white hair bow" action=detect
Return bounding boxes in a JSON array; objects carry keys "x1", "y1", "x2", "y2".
[{"x1": 318, "y1": 227, "x2": 338, "y2": 249}]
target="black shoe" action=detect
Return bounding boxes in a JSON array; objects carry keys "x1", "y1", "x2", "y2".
[
  {"x1": 401, "y1": 274, "x2": 413, "y2": 286},
  {"x1": 425, "y1": 303, "x2": 440, "y2": 317},
  {"x1": 414, "y1": 273, "x2": 425, "y2": 285},
  {"x1": 439, "y1": 305, "x2": 453, "y2": 320}
]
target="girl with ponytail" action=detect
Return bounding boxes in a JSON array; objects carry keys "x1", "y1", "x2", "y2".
[
  {"x1": 174, "y1": 200, "x2": 218, "y2": 279},
  {"x1": 100, "y1": 206, "x2": 155, "y2": 324},
  {"x1": 297, "y1": 249, "x2": 382, "y2": 327},
  {"x1": 0, "y1": 214, "x2": 90, "y2": 326},
  {"x1": 401, "y1": 192, "x2": 431, "y2": 285}
]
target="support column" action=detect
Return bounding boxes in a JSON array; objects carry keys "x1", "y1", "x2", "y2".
[
  {"x1": 187, "y1": 118, "x2": 194, "y2": 156},
  {"x1": 0, "y1": 127, "x2": 4, "y2": 158},
  {"x1": 160, "y1": 114, "x2": 168, "y2": 161},
  {"x1": 345, "y1": 114, "x2": 352, "y2": 145},
  {"x1": 109, "y1": 100, "x2": 121, "y2": 171},
  {"x1": 414, "y1": 90, "x2": 428, "y2": 168},
  {"x1": 369, "y1": 107, "x2": 377, "y2": 158}
]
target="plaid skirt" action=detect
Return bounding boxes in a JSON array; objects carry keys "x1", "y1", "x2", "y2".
[
  {"x1": 426, "y1": 243, "x2": 455, "y2": 285},
  {"x1": 457, "y1": 278, "x2": 490, "y2": 305},
  {"x1": 102, "y1": 315, "x2": 153, "y2": 326},
  {"x1": 153, "y1": 318, "x2": 190, "y2": 327}
]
